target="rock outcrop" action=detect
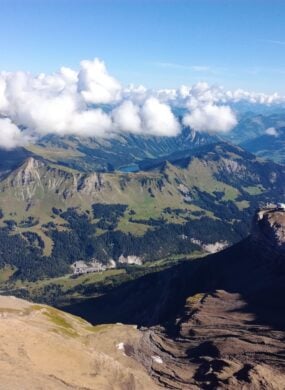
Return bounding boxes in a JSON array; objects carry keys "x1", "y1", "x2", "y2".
[{"x1": 251, "y1": 205, "x2": 285, "y2": 253}]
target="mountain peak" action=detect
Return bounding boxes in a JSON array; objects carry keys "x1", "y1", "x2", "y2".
[{"x1": 23, "y1": 156, "x2": 44, "y2": 170}]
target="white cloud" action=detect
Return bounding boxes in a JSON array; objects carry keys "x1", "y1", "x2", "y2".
[
  {"x1": 265, "y1": 127, "x2": 278, "y2": 137},
  {"x1": 0, "y1": 59, "x2": 181, "y2": 147},
  {"x1": 0, "y1": 118, "x2": 28, "y2": 149},
  {"x1": 183, "y1": 104, "x2": 237, "y2": 133},
  {"x1": 112, "y1": 100, "x2": 141, "y2": 133},
  {"x1": 112, "y1": 98, "x2": 180, "y2": 136},
  {"x1": 141, "y1": 97, "x2": 180, "y2": 136},
  {"x1": 0, "y1": 56, "x2": 284, "y2": 149},
  {"x1": 78, "y1": 58, "x2": 121, "y2": 104},
  {"x1": 0, "y1": 77, "x2": 8, "y2": 111}
]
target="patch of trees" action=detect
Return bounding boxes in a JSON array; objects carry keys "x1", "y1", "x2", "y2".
[
  {"x1": 19, "y1": 216, "x2": 39, "y2": 228},
  {"x1": 92, "y1": 203, "x2": 128, "y2": 230},
  {"x1": 0, "y1": 200, "x2": 258, "y2": 281}
]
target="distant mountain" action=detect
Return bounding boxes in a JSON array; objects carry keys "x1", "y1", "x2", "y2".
[
  {"x1": 0, "y1": 147, "x2": 33, "y2": 177},
  {"x1": 224, "y1": 112, "x2": 285, "y2": 144},
  {"x1": 241, "y1": 126, "x2": 285, "y2": 163},
  {"x1": 25, "y1": 126, "x2": 217, "y2": 172},
  {"x1": 222, "y1": 111, "x2": 285, "y2": 164},
  {"x1": 64, "y1": 206, "x2": 285, "y2": 389},
  {"x1": 1, "y1": 142, "x2": 285, "y2": 280}
]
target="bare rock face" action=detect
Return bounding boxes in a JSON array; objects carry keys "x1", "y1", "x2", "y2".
[
  {"x1": 251, "y1": 206, "x2": 285, "y2": 253},
  {"x1": 133, "y1": 290, "x2": 285, "y2": 389}
]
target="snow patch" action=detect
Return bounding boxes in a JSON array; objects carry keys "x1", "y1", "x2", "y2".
[
  {"x1": 151, "y1": 355, "x2": 163, "y2": 364},
  {"x1": 116, "y1": 342, "x2": 126, "y2": 356}
]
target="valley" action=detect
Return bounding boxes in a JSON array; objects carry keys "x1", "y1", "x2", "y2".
[
  {"x1": 1, "y1": 2, "x2": 285, "y2": 388},
  {"x1": 0, "y1": 138, "x2": 285, "y2": 283}
]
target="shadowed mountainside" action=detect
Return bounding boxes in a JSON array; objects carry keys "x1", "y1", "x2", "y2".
[{"x1": 62, "y1": 207, "x2": 285, "y2": 389}]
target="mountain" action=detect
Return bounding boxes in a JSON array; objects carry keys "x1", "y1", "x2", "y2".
[
  {"x1": 1, "y1": 141, "x2": 285, "y2": 280},
  {"x1": 241, "y1": 126, "x2": 285, "y2": 163},
  {"x1": 25, "y1": 127, "x2": 217, "y2": 172},
  {"x1": 1, "y1": 206, "x2": 285, "y2": 389},
  {"x1": 63, "y1": 206, "x2": 285, "y2": 389},
  {"x1": 0, "y1": 147, "x2": 33, "y2": 177},
  {"x1": 224, "y1": 112, "x2": 285, "y2": 145},
  {"x1": 222, "y1": 111, "x2": 285, "y2": 164},
  {"x1": 0, "y1": 295, "x2": 158, "y2": 390}
]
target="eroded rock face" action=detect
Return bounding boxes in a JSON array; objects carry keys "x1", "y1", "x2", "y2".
[
  {"x1": 133, "y1": 290, "x2": 285, "y2": 389},
  {"x1": 251, "y1": 206, "x2": 285, "y2": 252}
]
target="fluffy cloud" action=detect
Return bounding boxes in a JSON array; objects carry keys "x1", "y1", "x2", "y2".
[
  {"x1": 112, "y1": 98, "x2": 180, "y2": 136},
  {"x1": 0, "y1": 118, "x2": 28, "y2": 149},
  {"x1": 0, "y1": 57, "x2": 284, "y2": 149},
  {"x1": 183, "y1": 104, "x2": 237, "y2": 133},
  {"x1": 112, "y1": 100, "x2": 142, "y2": 133},
  {"x1": 141, "y1": 97, "x2": 180, "y2": 136},
  {"x1": 157, "y1": 82, "x2": 285, "y2": 107},
  {"x1": 0, "y1": 58, "x2": 181, "y2": 148},
  {"x1": 78, "y1": 58, "x2": 121, "y2": 104}
]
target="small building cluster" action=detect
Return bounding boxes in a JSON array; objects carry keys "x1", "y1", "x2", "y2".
[{"x1": 71, "y1": 259, "x2": 116, "y2": 275}]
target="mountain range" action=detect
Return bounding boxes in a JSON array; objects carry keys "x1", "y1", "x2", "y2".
[
  {"x1": 1, "y1": 135, "x2": 285, "y2": 281},
  {"x1": 223, "y1": 112, "x2": 285, "y2": 164},
  {"x1": 0, "y1": 109, "x2": 285, "y2": 388}
]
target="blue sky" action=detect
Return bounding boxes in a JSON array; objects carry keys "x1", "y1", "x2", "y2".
[{"x1": 0, "y1": 0, "x2": 285, "y2": 93}]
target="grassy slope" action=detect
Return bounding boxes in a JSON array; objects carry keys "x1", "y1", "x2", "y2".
[
  {"x1": 0, "y1": 141, "x2": 283, "y2": 260},
  {"x1": 0, "y1": 252, "x2": 205, "y2": 306},
  {"x1": 0, "y1": 156, "x2": 230, "y2": 241}
]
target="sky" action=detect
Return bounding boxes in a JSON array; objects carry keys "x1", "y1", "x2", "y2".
[
  {"x1": 0, "y1": 0, "x2": 285, "y2": 93},
  {"x1": 0, "y1": 0, "x2": 284, "y2": 149}
]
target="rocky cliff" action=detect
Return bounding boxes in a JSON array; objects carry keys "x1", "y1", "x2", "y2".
[{"x1": 251, "y1": 205, "x2": 285, "y2": 253}]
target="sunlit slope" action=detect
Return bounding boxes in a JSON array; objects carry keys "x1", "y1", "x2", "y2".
[
  {"x1": 0, "y1": 141, "x2": 284, "y2": 279},
  {"x1": 0, "y1": 142, "x2": 284, "y2": 222},
  {"x1": 0, "y1": 295, "x2": 158, "y2": 390}
]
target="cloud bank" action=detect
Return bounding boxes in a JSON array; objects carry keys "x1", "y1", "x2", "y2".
[{"x1": 0, "y1": 57, "x2": 284, "y2": 149}]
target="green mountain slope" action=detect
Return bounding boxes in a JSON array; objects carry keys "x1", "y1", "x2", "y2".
[
  {"x1": 0, "y1": 141, "x2": 285, "y2": 280},
  {"x1": 25, "y1": 127, "x2": 216, "y2": 172}
]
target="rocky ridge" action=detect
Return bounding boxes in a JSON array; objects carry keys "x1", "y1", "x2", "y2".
[{"x1": 127, "y1": 207, "x2": 285, "y2": 389}]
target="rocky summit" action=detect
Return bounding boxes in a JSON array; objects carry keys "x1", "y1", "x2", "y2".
[{"x1": 252, "y1": 204, "x2": 285, "y2": 253}]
